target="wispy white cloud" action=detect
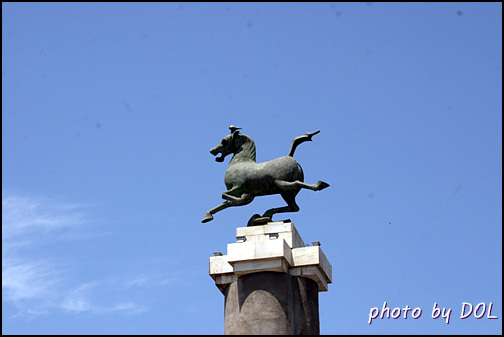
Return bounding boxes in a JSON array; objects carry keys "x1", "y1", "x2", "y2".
[
  {"x1": 2, "y1": 258, "x2": 60, "y2": 304},
  {"x1": 62, "y1": 281, "x2": 148, "y2": 315},
  {"x1": 2, "y1": 194, "x2": 82, "y2": 314},
  {"x1": 2, "y1": 195, "x2": 87, "y2": 240},
  {"x1": 61, "y1": 284, "x2": 94, "y2": 313},
  {"x1": 2, "y1": 193, "x2": 154, "y2": 318}
]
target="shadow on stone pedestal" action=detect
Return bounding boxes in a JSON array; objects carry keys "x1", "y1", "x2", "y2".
[{"x1": 224, "y1": 272, "x2": 319, "y2": 335}]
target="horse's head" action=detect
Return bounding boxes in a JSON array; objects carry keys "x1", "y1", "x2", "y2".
[
  {"x1": 209, "y1": 127, "x2": 256, "y2": 163},
  {"x1": 210, "y1": 130, "x2": 240, "y2": 162}
]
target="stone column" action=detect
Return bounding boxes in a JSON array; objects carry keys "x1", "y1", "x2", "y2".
[{"x1": 209, "y1": 221, "x2": 332, "y2": 335}]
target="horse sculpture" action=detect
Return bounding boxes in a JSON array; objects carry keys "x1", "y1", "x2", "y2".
[{"x1": 202, "y1": 126, "x2": 330, "y2": 224}]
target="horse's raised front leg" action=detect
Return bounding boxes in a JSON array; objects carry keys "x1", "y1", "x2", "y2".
[
  {"x1": 202, "y1": 189, "x2": 256, "y2": 223},
  {"x1": 202, "y1": 201, "x2": 233, "y2": 223},
  {"x1": 222, "y1": 190, "x2": 255, "y2": 206},
  {"x1": 273, "y1": 179, "x2": 330, "y2": 191}
]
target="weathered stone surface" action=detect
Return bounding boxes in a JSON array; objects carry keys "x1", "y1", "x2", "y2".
[
  {"x1": 224, "y1": 272, "x2": 319, "y2": 335},
  {"x1": 235, "y1": 222, "x2": 305, "y2": 248}
]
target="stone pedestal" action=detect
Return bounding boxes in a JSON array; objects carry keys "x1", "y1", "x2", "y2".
[{"x1": 209, "y1": 221, "x2": 332, "y2": 335}]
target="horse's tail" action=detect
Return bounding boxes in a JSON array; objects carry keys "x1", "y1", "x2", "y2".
[{"x1": 288, "y1": 130, "x2": 320, "y2": 157}]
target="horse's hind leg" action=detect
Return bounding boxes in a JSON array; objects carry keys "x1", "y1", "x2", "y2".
[
  {"x1": 274, "y1": 179, "x2": 330, "y2": 191},
  {"x1": 262, "y1": 192, "x2": 300, "y2": 219}
]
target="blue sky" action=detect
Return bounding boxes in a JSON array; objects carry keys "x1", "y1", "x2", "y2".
[{"x1": 2, "y1": 2, "x2": 501, "y2": 335}]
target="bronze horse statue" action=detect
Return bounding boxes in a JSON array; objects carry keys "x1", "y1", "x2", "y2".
[{"x1": 202, "y1": 126, "x2": 330, "y2": 224}]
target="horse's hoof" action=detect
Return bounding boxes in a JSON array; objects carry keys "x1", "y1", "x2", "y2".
[
  {"x1": 316, "y1": 181, "x2": 330, "y2": 191},
  {"x1": 253, "y1": 217, "x2": 272, "y2": 225},
  {"x1": 247, "y1": 214, "x2": 262, "y2": 226},
  {"x1": 202, "y1": 212, "x2": 214, "y2": 223}
]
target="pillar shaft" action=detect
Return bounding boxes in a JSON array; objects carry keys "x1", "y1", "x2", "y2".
[{"x1": 224, "y1": 272, "x2": 319, "y2": 335}]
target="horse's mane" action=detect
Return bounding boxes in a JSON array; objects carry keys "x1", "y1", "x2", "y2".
[{"x1": 233, "y1": 133, "x2": 256, "y2": 162}]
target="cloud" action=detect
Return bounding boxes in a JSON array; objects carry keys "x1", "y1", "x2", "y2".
[
  {"x1": 2, "y1": 194, "x2": 88, "y2": 249},
  {"x1": 2, "y1": 193, "x2": 151, "y2": 318},
  {"x1": 2, "y1": 258, "x2": 60, "y2": 304},
  {"x1": 2, "y1": 194, "x2": 83, "y2": 313},
  {"x1": 61, "y1": 281, "x2": 148, "y2": 315}
]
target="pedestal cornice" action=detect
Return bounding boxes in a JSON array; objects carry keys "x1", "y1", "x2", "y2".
[{"x1": 209, "y1": 221, "x2": 332, "y2": 293}]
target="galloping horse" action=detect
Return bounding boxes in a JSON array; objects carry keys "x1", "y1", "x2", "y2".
[{"x1": 202, "y1": 126, "x2": 329, "y2": 224}]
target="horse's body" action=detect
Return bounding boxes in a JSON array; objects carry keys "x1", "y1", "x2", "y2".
[
  {"x1": 225, "y1": 156, "x2": 302, "y2": 197},
  {"x1": 202, "y1": 127, "x2": 329, "y2": 223}
]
